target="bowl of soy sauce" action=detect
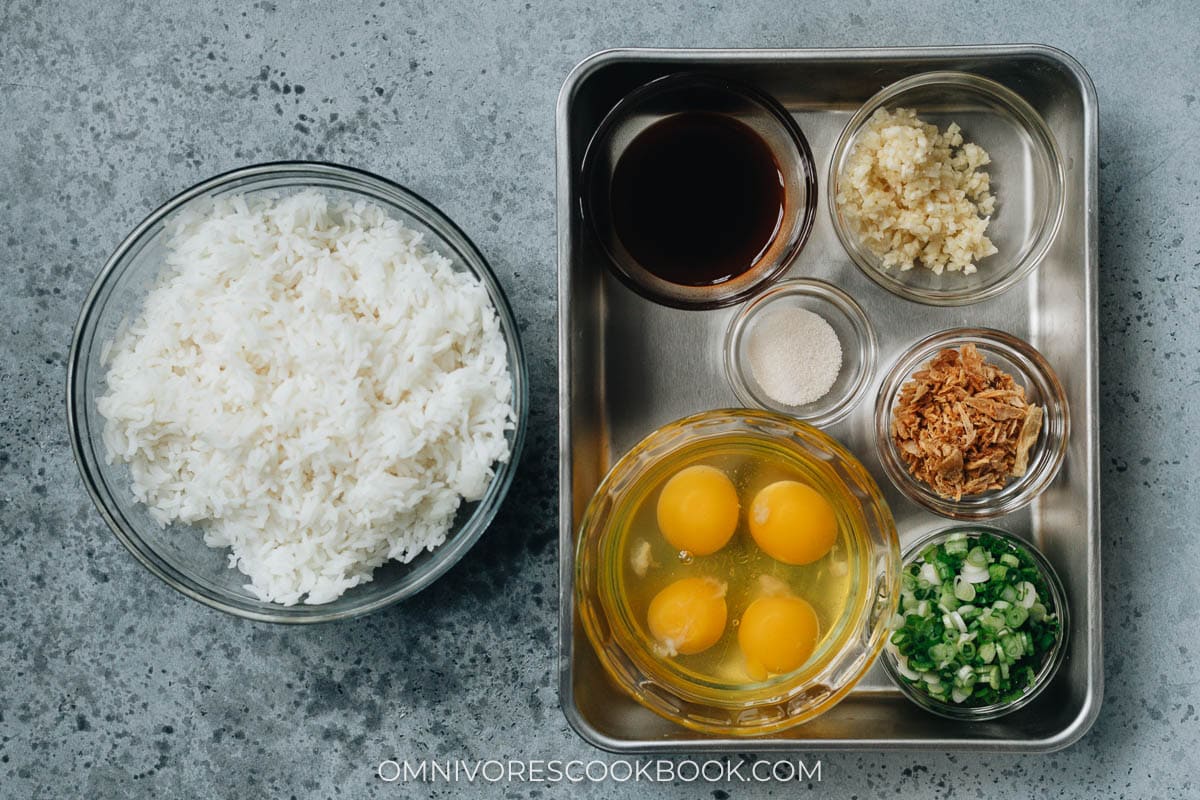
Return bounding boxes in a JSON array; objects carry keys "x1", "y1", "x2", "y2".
[{"x1": 582, "y1": 73, "x2": 817, "y2": 310}]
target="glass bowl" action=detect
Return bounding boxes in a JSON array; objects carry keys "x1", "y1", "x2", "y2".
[
  {"x1": 880, "y1": 525, "x2": 1069, "y2": 720},
  {"x1": 582, "y1": 73, "x2": 817, "y2": 310},
  {"x1": 724, "y1": 278, "x2": 877, "y2": 426},
  {"x1": 66, "y1": 162, "x2": 529, "y2": 623},
  {"x1": 875, "y1": 328, "x2": 1068, "y2": 519},
  {"x1": 828, "y1": 71, "x2": 1065, "y2": 306},
  {"x1": 574, "y1": 409, "x2": 900, "y2": 736}
]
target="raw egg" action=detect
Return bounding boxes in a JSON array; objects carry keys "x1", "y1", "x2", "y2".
[
  {"x1": 748, "y1": 480, "x2": 837, "y2": 565},
  {"x1": 656, "y1": 465, "x2": 739, "y2": 556},
  {"x1": 738, "y1": 594, "x2": 820, "y2": 680},
  {"x1": 646, "y1": 577, "x2": 728, "y2": 656}
]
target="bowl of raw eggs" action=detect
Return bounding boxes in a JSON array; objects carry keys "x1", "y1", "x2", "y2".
[{"x1": 574, "y1": 409, "x2": 901, "y2": 735}]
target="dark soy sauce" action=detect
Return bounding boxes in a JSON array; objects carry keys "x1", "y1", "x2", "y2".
[{"x1": 610, "y1": 112, "x2": 785, "y2": 287}]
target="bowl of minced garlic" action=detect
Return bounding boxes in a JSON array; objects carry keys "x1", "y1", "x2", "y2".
[
  {"x1": 875, "y1": 328, "x2": 1069, "y2": 520},
  {"x1": 829, "y1": 71, "x2": 1065, "y2": 306},
  {"x1": 838, "y1": 106, "x2": 998, "y2": 277}
]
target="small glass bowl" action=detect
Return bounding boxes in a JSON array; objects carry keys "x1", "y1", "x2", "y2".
[
  {"x1": 875, "y1": 328, "x2": 1069, "y2": 519},
  {"x1": 724, "y1": 279, "x2": 877, "y2": 426},
  {"x1": 582, "y1": 73, "x2": 817, "y2": 310},
  {"x1": 67, "y1": 162, "x2": 529, "y2": 623},
  {"x1": 574, "y1": 409, "x2": 900, "y2": 736},
  {"x1": 880, "y1": 525, "x2": 1069, "y2": 721},
  {"x1": 828, "y1": 71, "x2": 1065, "y2": 306}
]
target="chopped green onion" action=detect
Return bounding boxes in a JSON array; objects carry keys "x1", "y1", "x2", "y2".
[
  {"x1": 979, "y1": 611, "x2": 1005, "y2": 631},
  {"x1": 945, "y1": 537, "x2": 969, "y2": 556},
  {"x1": 929, "y1": 643, "x2": 954, "y2": 665},
  {"x1": 894, "y1": 655, "x2": 921, "y2": 681},
  {"x1": 1005, "y1": 605, "x2": 1029, "y2": 628},
  {"x1": 885, "y1": 532, "x2": 1061, "y2": 708},
  {"x1": 961, "y1": 559, "x2": 992, "y2": 583},
  {"x1": 1000, "y1": 633, "x2": 1024, "y2": 660}
]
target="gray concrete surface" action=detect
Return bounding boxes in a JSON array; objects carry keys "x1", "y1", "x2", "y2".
[{"x1": 2, "y1": 0, "x2": 1198, "y2": 797}]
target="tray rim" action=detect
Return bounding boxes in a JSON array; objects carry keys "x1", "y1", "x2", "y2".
[{"x1": 556, "y1": 44, "x2": 1101, "y2": 753}]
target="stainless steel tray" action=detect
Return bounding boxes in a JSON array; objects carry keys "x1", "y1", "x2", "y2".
[{"x1": 557, "y1": 46, "x2": 1100, "y2": 752}]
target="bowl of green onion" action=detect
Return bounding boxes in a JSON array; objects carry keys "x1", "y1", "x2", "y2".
[{"x1": 882, "y1": 526, "x2": 1068, "y2": 720}]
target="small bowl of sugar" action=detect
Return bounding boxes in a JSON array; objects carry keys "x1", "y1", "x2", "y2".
[{"x1": 724, "y1": 278, "x2": 877, "y2": 427}]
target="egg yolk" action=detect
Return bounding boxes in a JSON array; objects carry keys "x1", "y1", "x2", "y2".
[
  {"x1": 656, "y1": 465, "x2": 740, "y2": 556},
  {"x1": 748, "y1": 480, "x2": 837, "y2": 565},
  {"x1": 738, "y1": 594, "x2": 820, "y2": 680},
  {"x1": 646, "y1": 577, "x2": 728, "y2": 656}
]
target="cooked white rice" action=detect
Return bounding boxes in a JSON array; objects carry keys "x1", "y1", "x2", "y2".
[{"x1": 97, "y1": 190, "x2": 515, "y2": 605}]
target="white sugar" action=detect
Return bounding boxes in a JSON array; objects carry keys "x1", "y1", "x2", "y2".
[{"x1": 746, "y1": 306, "x2": 842, "y2": 407}]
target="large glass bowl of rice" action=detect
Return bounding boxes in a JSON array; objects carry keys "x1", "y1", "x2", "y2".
[{"x1": 67, "y1": 162, "x2": 528, "y2": 622}]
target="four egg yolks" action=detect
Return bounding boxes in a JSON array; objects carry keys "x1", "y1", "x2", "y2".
[
  {"x1": 748, "y1": 480, "x2": 837, "y2": 565},
  {"x1": 738, "y1": 595, "x2": 820, "y2": 680},
  {"x1": 655, "y1": 464, "x2": 740, "y2": 556},
  {"x1": 643, "y1": 467, "x2": 836, "y2": 674},
  {"x1": 646, "y1": 577, "x2": 728, "y2": 656}
]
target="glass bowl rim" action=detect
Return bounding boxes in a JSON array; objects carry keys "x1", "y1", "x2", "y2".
[
  {"x1": 879, "y1": 524, "x2": 1070, "y2": 720},
  {"x1": 874, "y1": 327, "x2": 1069, "y2": 520},
  {"x1": 723, "y1": 277, "x2": 878, "y2": 426},
  {"x1": 574, "y1": 408, "x2": 901, "y2": 735},
  {"x1": 580, "y1": 71, "x2": 818, "y2": 310},
  {"x1": 65, "y1": 160, "x2": 529, "y2": 623},
  {"x1": 826, "y1": 70, "x2": 1066, "y2": 307}
]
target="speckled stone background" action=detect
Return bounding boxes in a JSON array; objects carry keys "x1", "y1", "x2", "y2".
[{"x1": 2, "y1": 0, "x2": 1198, "y2": 797}]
